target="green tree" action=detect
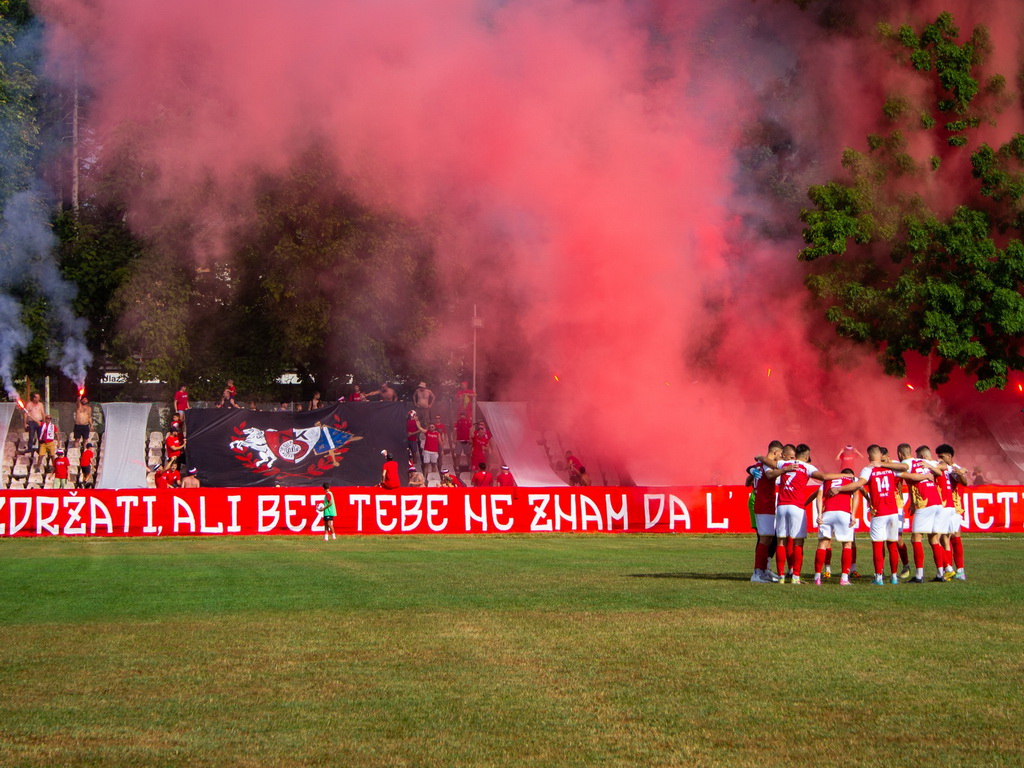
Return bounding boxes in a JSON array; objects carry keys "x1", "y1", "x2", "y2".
[{"x1": 799, "y1": 12, "x2": 1024, "y2": 390}]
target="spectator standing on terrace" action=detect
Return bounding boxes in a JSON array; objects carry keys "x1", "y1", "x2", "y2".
[
  {"x1": 565, "y1": 450, "x2": 583, "y2": 485},
  {"x1": 365, "y1": 382, "x2": 398, "y2": 402},
  {"x1": 182, "y1": 468, "x2": 201, "y2": 488},
  {"x1": 53, "y1": 449, "x2": 70, "y2": 489},
  {"x1": 972, "y1": 467, "x2": 988, "y2": 485},
  {"x1": 24, "y1": 392, "x2": 43, "y2": 451},
  {"x1": 455, "y1": 380, "x2": 476, "y2": 419},
  {"x1": 454, "y1": 414, "x2": 472, "y2": 471},
  {"x1": 35, "y1": 414, "x2": 58, "y2": 472},
  {"x1": 217, "y1": 388, "x2": 239, "y2": 408},
  {"x1": 577, "y1": 467, "x2": 592, "y2": 487},
  {"x1": 406, "y1": 410, "x2": 425, "y2": 468},
  {"x1": 309, "y1": 391, "x2": 324, "y2": 410},
  {"x1": 350, "y1": 384, "x2": 366, "y2": 402},
  {"x1": 226, "y1": 379, "x2": 237, "y2": 400},
  {"x1": 496, "y1": 465, "x2": 516, "y2": 487},
  {"x1": 165, "y1": 430, "x2": 185, "y2": 467},
  {"x1": 835, "y1": 444, "x2": 864, "y2": 472},
  {"x1": 77, "y1": 443, "x2": 94, "y2": 488},
  {"x1": 413, "y1": 381, "x2": 436, "y2": 424},
  {"x1": 73, "y1": 395, "x2": 93, "y2": 449},
  {"x1": 380, "y1": 450, "x2": 401, "y2": 490},
  {"x1": 471, "y1": 424, "x2": 491, "y2": 469},
  {"x1": 422, "y1": 422, "x2": 442, "y2": 477},
  {"x1": 173, "y1": 385, "x2": 189, "y2": 412},
  {"x1": 170, "y1": 411, "x2": 183, "y2": 433}
]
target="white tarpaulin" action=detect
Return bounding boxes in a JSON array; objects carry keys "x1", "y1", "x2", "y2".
[
  {"x1": 98, "y1": 403, "x2": 153, "y2": 489},
  {"x1": 0, "y1": 402, "x2": 15, "y2": 485},
  {"x1": 477, "y1": 401, "x2": 566, "y2": 487},
  {"x1": 982, "y1": 411, "x2": 1024, "y2": 481}
]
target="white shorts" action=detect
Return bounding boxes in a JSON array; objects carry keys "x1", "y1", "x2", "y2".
[
  {"x1": 818, "y1": 511, "x2": 854, "y2": 542},
  {"x1": 912, "y1": 505, "x2": 943, "y2": 534},
  {"x1": 755, "y1": 514, "x2": 777, "y2": 536},
  {"x1": 422, "y1": 450, "x2": 439, "y2": 464},
  {"x1": 869, "y1": 514, "x2": 901, "y2": 542},
  {"x1": 775, "y1": 504, "x2": 808, "y2": 539},
  {"x1": 948, "y1": 512, "x2": 964, "y2": 535},
  {"x1": 934, "y1": 507, "x2": 955, "y2": 535}
]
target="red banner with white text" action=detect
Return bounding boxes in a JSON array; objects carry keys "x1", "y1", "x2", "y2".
[{"x1": 2, "y1": 486, "x2": 1024, "y2": 537}]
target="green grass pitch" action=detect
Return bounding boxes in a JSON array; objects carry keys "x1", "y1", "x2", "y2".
[{"x1": 1, "y1": 533, "x2": 1022, "y2": 767}]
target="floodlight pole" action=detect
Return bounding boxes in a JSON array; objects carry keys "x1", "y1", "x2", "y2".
[{"x1": 471, "y1": 305, "x2": 483, "y2": 423}]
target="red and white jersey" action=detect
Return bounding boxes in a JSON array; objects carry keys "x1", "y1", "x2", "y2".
[
  {"x1": 423, "y1": 429, "x2": 441, "y2": 453},
  {"x1": 904, "y1": 457, "x2": 942, "y2": 509},
  {"x1": 859, "y1": 466, "x2": 899, "y2": 516},
  {"x1": 752, "y1": 461, "x2": 779, "y2": 516},
  {"x1": 776, "y1": 460, "x2": 818, "y2": 506},
  {"x1": 821, "y1": 475, "x2": 857, "y2": 513},
  {"x1": 936, "y1": 463, "x2": 966, "y2": 513}
]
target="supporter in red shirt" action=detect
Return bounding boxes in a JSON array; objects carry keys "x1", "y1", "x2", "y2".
[
  {"x1": 154, "y1": 466, "x2": 168, "y2": 488},
  {"x1": 226, "y1": 379, "x2": 237, "y2": 400},
  {"x1": 163, "y1": 465, "x2": 181, "y2": 488},
  {"x1": 165, "y1": 432, "x2": 184, "y2": 464},
  {"x1": 471, "y1": 462, "x2": 493, "y2": 487},
  {"x1": 565, "y1": 451, "x2": 583, "y2": 485},
  {"x1": 379, "y1": 450, "x2": 401, "y2": 490},
  {"x1": 422, "y1": 423, "x2": 441, "y2": 476},
  {"x1": 173, "y1": 386, "x2": 189, "y2": 411},
  {"x1": 496, "y1": 465, "x2": 516, "y2": 487},
  {"x1": 53, "y1": 449, "x2": 71, "y2": 489},
  {"x1": 471, "y1": 425, "x2": 490, "y2": 468},
  {"x1": 406, "y1": 411, "x2": 425, "y2": 468},
  {"x1": 78, "y1": 443, "x2": 94, "y2": 489}
]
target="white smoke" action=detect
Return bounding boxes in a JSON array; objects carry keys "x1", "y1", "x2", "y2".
[{"x1": 0, "y1": 185, "x2": 92, "y2": 395}]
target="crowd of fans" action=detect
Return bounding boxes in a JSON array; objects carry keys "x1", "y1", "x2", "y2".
[
  {"x1": 169, "y1": 378, "x2": 523, "y2": 488},
  {"x1": 3, "y1": 393, "x2": 97, "y2": 489}
]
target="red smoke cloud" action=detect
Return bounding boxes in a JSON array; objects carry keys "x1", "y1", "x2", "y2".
[{"x1": 37, "y1": 0, "x2": 1024, "y2": 482}]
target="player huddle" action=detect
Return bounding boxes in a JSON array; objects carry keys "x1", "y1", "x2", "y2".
[{"x1": 747, "y1": 441, "x2": 968, "y2": 586}]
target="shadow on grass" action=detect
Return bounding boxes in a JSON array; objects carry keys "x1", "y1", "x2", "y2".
[{"x1": 629, "y1": 572, "x2": 750, "y2": 581}]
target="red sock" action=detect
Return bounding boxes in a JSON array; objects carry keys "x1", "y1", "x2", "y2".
[
  {"x1": 826, "y1": 545, "x2": 833, "y2": 567},
  {"x1": 755, "y1": 542, "x2": 770, "y2": 571},
  {"x1": 887, "y1": 541, "x2": 900, "y2": 574},
  {"x1": 814, "y1": 548, "x2": 826, "y2": 575},
  {"x1": 872, "y1": 541, "x2": 885, "y2": 576},
  {"x1": 776, "y1": 544, "x2": 787, "y2": 574},
  {"x1": 951, "y1": 537, "x2": 965, "y2": 569},
  {"x1": 841, "y1": 547, "x2": 852, "y2": 575},
  {"x1": 898, "y1": 541, "x2": 908, "y2": 565},
  {"x1": 792, "y1": 544, "x2": 804, "y2": 576},
  {"x1": 913, "y1": 540, "x2": 924, "y2": 568},
  {"x1": 851, "y1": 541, "x2": 858, "y2": 564},
  {"x1": 785, "y1": 538, "x2": 795, "y2": 562},
  {"x1": 931, "y1": 542, "x2": 946, "y2": 570}
]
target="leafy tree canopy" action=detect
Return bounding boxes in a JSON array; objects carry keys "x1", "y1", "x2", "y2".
[{"x1": 800, "y1": 12, "x2": 1024, "y2": 390}]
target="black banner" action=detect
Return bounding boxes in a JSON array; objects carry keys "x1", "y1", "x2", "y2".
[{"x1": 184, "y1": 403, "x2": 409, "y2": 488}]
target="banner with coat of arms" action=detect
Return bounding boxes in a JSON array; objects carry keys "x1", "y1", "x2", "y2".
[{"x1": 184, "y1": 403, "x2": 409, "y2": 487}]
